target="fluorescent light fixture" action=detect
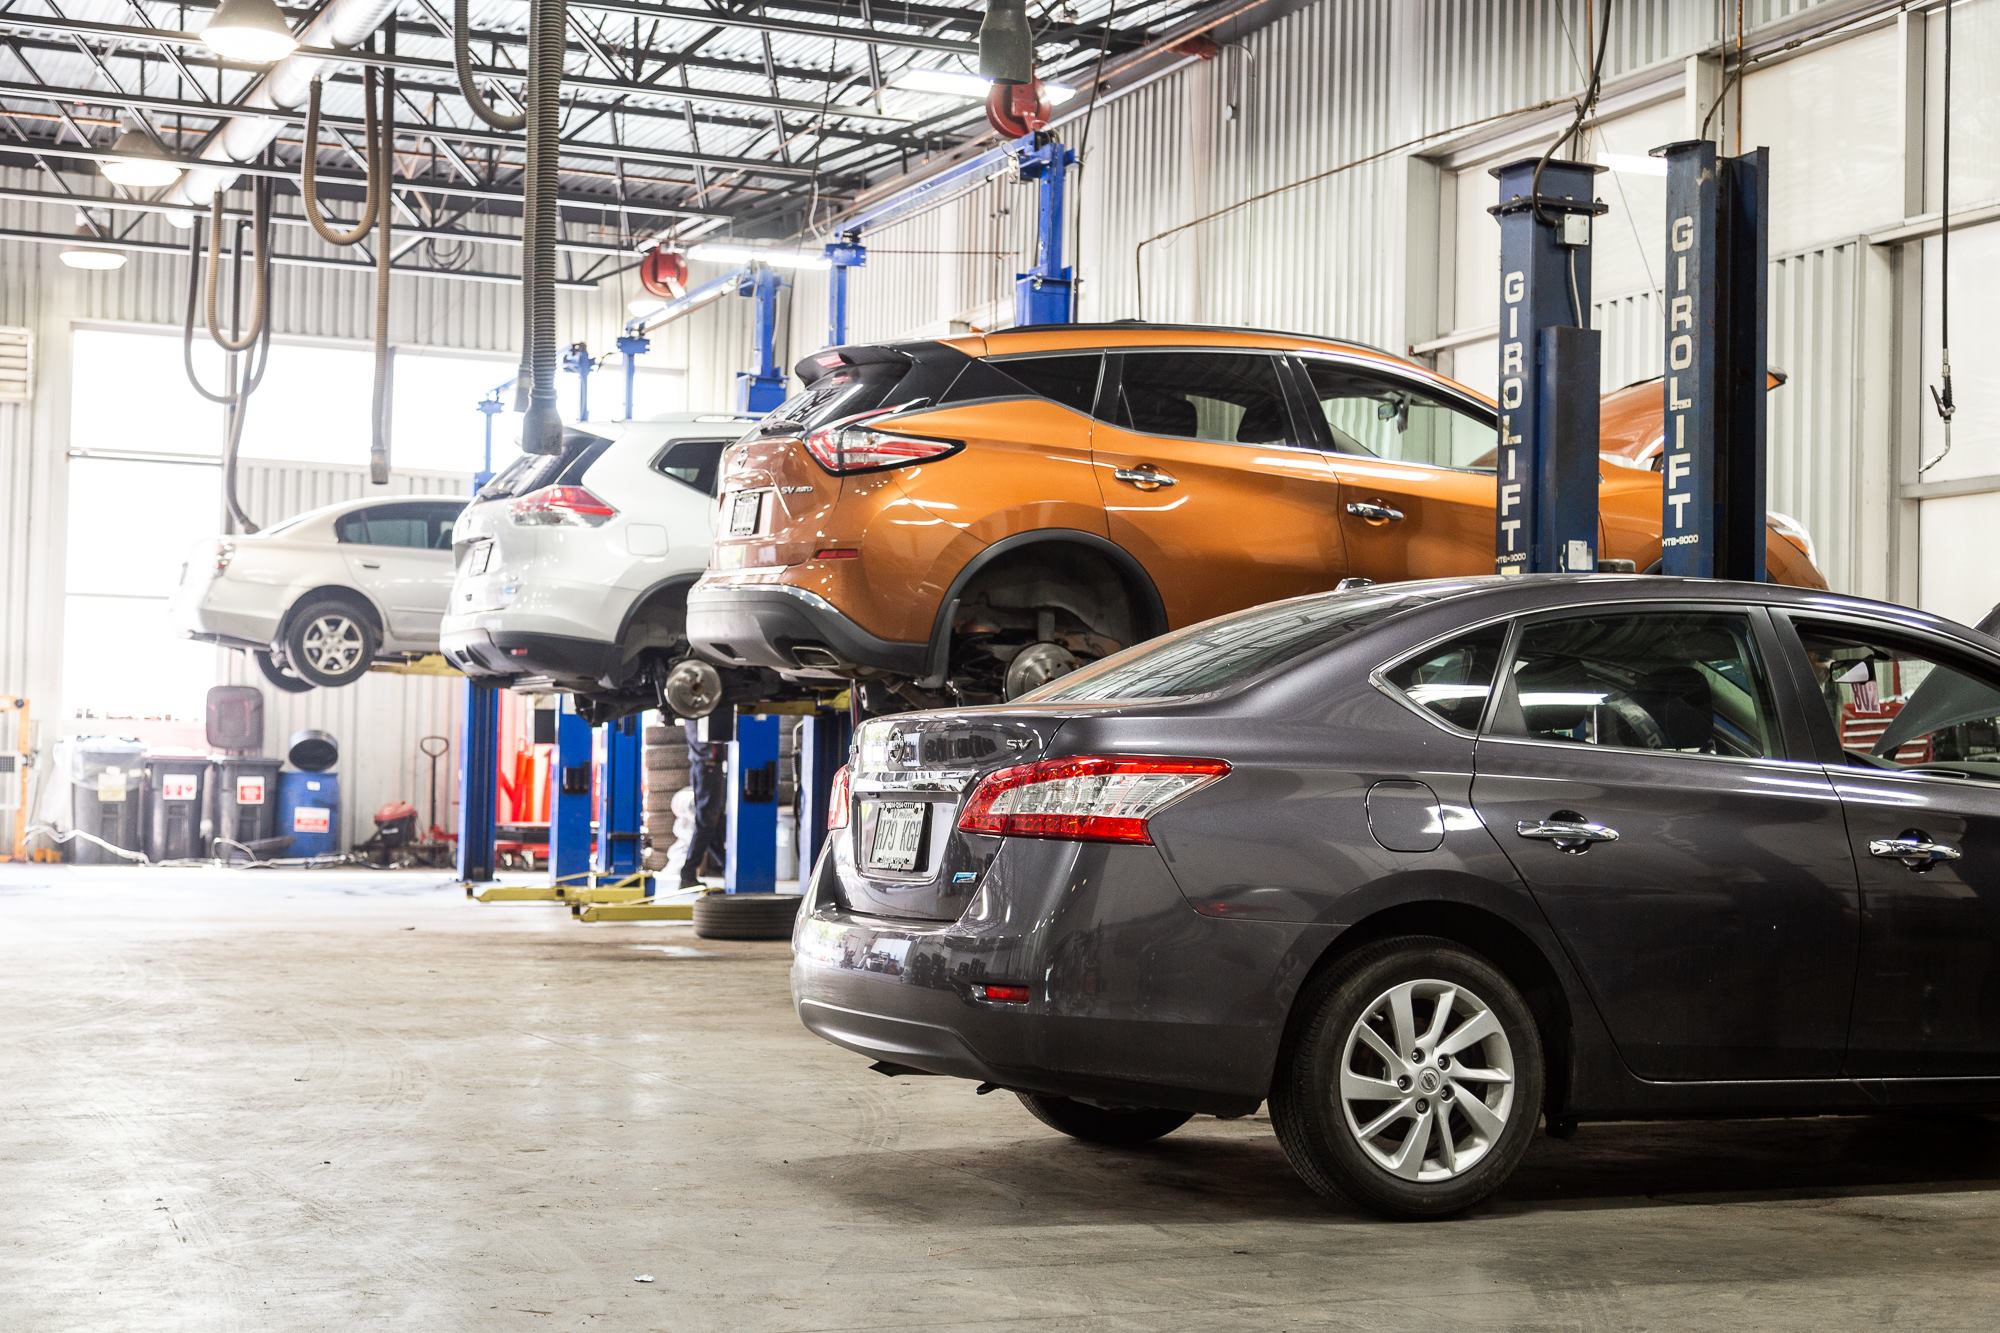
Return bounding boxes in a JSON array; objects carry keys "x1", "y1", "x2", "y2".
[
  {"x1": 1599, "y1": 151, "x2": 1668, "y2": 178},
  {"x1": 890, "y1": 66, "x2": 1076, "y2": 105},
  {"x1": 201, "y1": 0, "x2": 299, "y2": 63},
  {"x1": 59, "y1": 217, "x2": 127, "y2": 271},
  {"x1": 686, "y1": 242, "x2": 831, "y2": 271},
  {"x1": 99, "y1": 125, "x2": 182, "y2": 188}
]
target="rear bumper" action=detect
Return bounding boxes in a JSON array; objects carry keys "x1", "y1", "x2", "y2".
[
  {"x1": 441, "y1": 625, "x2": 622, "y2": 684},
  {"x1": 688, "y1": 583, "x2": 928, "y2": 680},
  {"x1": 790, "y1": 837, "x2": 1324, "y2": 1116}
]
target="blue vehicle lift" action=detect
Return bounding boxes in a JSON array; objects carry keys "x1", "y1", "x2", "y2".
[
  {"x1": 1657, "y1": 140, "x2": 1769, "y2": 581},
  {"x1": 1488, "y1": 157, "x2": 1608, "y2": 575},
  {"x1": 820, "y1": 132, "x2": 1077, "y2": 346}
]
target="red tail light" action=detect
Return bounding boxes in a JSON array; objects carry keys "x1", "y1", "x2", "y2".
[
  {"x1": 802, "y1": 408, "x2": 960, "y2": 475},
  {"x1": 957, "y1": 755, "x2": 1231, "y2": 845},
  {"x1": 509, "y1": 485, "x2": 617, "y2": 527},
  {"x1": 972, "y1": 983, "x2": 1031, "y2": 1004},
  {"x1": 826, "y1": 763, "x2": 851, "y2": 831}
]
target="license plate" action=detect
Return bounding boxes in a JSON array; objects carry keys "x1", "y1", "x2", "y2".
[
  {"x1": 728, "y1": 491, "x2": 762, "y2": 536},
  {"x1": 468, "y1": 542, "x2": 492, "y2": 575},
  {"x1": 867, "y1": 802, "x2": 927, "y2": 873}
]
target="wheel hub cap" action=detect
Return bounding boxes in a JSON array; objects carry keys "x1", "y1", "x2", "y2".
[{"x1": 1335, "y1": 977, "x2": 1516, "y2": 1184}]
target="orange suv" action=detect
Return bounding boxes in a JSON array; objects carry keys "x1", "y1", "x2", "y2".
[{"x1": 686, "y1": 324, "x2": 1826, "y2": 705}]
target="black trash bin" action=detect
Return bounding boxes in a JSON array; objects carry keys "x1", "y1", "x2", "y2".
[
  {"x1": 69, "y1": 738, "x2": 145, "y2": 864},
  {"x1": 143, "y1": 756, "x2": 211, "y2": 861},
  {"x1": 214, "y1": 757, "x2": 284, "y2": 861}
]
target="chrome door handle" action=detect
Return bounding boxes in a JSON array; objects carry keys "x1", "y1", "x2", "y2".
[
  {"x1": 1868, "y1": 832, "x2": 1962, "y2": 872},
  {"x1": 1113, "y1": 466, "x2": 1177, "y2": 489},
  {"x1": 1516, "y1": 813, "x2": 1619, "y2": 855},
  {"x1": 1345, "y1": 501, "x2": 1405, "y2": 523}
]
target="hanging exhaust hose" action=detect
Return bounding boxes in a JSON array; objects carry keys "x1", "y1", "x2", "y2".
[
  {"x1": 519, "y1": 0, "x2": 567, "y2": 455},
  {"x1": 299, "y1": 60, "x2": 397, "y2": 483},
  {"x1": 184, "y1": 183, "x2": 275, "y2": 533},
  {"x1": 451, "y1": 0, "x2": 525, "y2": 131}
]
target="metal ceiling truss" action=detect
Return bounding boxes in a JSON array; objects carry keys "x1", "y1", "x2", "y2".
[{"x1": 0, "y1": 0, "x2": 1215, "y2": 278}]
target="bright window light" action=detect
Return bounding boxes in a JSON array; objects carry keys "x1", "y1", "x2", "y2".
[
  {"x1": 1599, "y1": 151, "x2": 1668, "y2": 178},
  {"x1": 890, "y1": 67, "x2": 1077, "y2": 104}
]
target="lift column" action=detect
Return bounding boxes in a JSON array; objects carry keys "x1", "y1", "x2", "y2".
[
  {"x1": 617, "y1": 333, "x2": 649, "y2": 417},
  {"x1": 1488, "y1": 158, "x2": 1608, "y2": 575},
  {"x1": 563, "y1": 343, "x2": 593, "y2": 422},
  {"x1": 736, "y1": 265, "x2": 789, "y2": 414},
  {"x1": 824, "y1": 237, "x2": 866, "y2": 347},
  {"x1": 724, "y1": 712, "x2": 781, "y2": 894},
  {"x1": 1657, "y1": 141, "x2": 1769, "y2": 580},
  {"x1": 1014, "y1": 137, "x2": 1076, "y2": 326},
  {"x1": 595, "y1": 714, "x2": 646, "y2": 881},
  {"x1": 547, "y1": 700, "x2": 593, "y2": 882},
  {"x1": 794, "y1": 705, "x2": 853, "y2": 883},
  {"x1": 457, "y1": 684, "x2": 500, "y2": 883}
]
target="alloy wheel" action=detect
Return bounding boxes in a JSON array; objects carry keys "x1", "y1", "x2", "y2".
[
  {"x1": 301, "y1": 615, "x2": 365, "y2": 675},
  {"x1": 1336, "y1": 977, "x2": 1516, "y2": 1182}
]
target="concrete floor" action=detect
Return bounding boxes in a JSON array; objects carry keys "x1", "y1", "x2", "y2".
[{"x1": 3, "y1": 870, "x2": 1999, "y2": 1331}]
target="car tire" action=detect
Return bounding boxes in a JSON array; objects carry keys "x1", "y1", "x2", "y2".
[
  {"x1": 643, "y1": 747, "x2": 692, "y2": 774},
  {"x1": 281, "y1": 597, "x2": 379, "y2": 689},
  {"x1": 644, "y1": 723, "x2": 679, "y2": 747},
  {"x1": 691, "y1": 892, "x2": 802, "y2": 940},
  {"x1": 251, "y1": 648, "x2": 314, "y2": 694},
  {"x1": 1015, "y1": 1093, "x2": 1193, "y2": 1146},
  {"x1": 1270, "y1": 935, "x2": 1544, "y2": 1220}
]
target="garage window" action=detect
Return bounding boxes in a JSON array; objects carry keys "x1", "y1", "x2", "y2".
[{"x1": 1108, "y1": 352, "x2": 1296, "y2": 446}]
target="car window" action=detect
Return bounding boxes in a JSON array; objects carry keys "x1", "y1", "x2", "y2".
[
  {"x1": 1382, "y1": 624, "x2": 1509, "y2": 731},
  {"x1": 1795, "y1": 623, "x2": 2000, "y2": 782},
  {"x1": 1489, "y1": 611, "x2": 1778, "y2": 759},
  {"x1": 1027, "y1": 588, "x2": 1454, "y2": 703},
  {"x1": 1109, "y1": 352, "x2": 1295, "y2": 446},
  {"x1": 989, "y1": 354, "x2": 1103, "y2": 414},
  {"x1": 335, "y1": 503, "x2": 455, "y2": 551},
  {"x1": 655, "y1": 439, "x2": 728, "y2": 495},
  {"x1": 1301, "y1": 358, "x2": 1497, "y2": 472}
]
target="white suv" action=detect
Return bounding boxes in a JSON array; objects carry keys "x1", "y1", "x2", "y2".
[
  {"x1": 442, "y1": 412, "x2": 757, "y2": 720},
  {"x1": 171, "y1": 495, "x2": 468, "y2": 691}
]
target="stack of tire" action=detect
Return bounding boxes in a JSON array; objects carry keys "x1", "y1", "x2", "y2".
[{"x1": 642, "y1": 718, "x2": 690, "y2": 874}]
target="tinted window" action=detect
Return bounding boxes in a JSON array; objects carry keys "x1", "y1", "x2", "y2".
[
  {"x1": 1383, "y1": 624, "x2": 1508, "y2": 731},
  {"x1": 655, "y1": 439, "x2": 728, "y2": 495},
  {"x1": 1491, "y1": 611, "x2": 1777, "y2": 759},
  {"x1": 1110, "y1": 352, "x2": 1295, "y2": 445},
  {"x1": 335, "y1": 503, "x2": 459, "y2": 551},
  {"x1": 1302, "y1": 358, "x2": 1496, "y2": 471},
  {"x1": 1028, "y1": 589, "x2": 1450, "y2": 703},
  {"x1": 1796, "y1": 623, "x2": 2000, "y2": 782},
  {"x1": 991, "y1": 354, "x2": 1102, "y2": 414},
  {"x1": 761, "y1": 360, "x2": 914, "y2": 434}
]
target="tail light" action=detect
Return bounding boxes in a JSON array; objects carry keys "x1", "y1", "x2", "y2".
[
  {"x1": 957, "y1": 755, "x2": 1230, "y2": 845},
  {"x1": 802, "y1": 408, "x2": 960, "y2": 475},
  {"x1": 213, "y1": 540, "x2": 235, "y2": 574},
  {"x1": 509, "y1": 485, "x2": 617, "y2": 527},
  {"x1": 826, "y1": 763, "x2": 851, "y2": 831}
]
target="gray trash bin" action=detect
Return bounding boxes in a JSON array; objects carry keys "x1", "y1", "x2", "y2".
[
  {"x1": 143, "y1": 756, "x2": 211, "y2": 861},
  {"x1": 69, "y1": 738, "x2": 145, "y2": 864}
]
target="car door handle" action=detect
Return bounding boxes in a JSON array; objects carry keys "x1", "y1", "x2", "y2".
[
  {"x1": 1345, "y1": 501, "x2": 1405, "y2": 523},
  {"x1": 1868, "y1": 832, "x2": 1963, "y2": 872},
  {"x1": 1516, "y1": 813, "x2": 1619, "y2": 854},
  {"x1": 1113, "y1": 466, "x2": 1177, "y2": 489},
  {"x1": 358, "y1": 561, "x2": 381, "y2": 570}
]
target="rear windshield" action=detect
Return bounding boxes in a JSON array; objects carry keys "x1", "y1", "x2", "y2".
[
  {"x1": 475, "y1": 429, "x2": 610, "y2": 500},
  {"x1": 757, "y1": 361, "x2": 914, "y2": 435},
  {"x1": 1026, "y1": 589, "x2": 1450, "y2": 703}
]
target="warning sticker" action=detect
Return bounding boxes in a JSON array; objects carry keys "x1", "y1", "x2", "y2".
[
  {"x1": 236, "y1": 777, "x2": 266, "y2": 806},
  {"x1": 161, "y1": 774, "x2": 200, "y2": 802},
  {"x1": 292, "y1": 805, "x2": 330, "y2": 834}
]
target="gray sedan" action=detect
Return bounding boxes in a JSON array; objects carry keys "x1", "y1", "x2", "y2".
[{"x1": 792, "y1": 575, "x2": 2000, "y2": 1218}]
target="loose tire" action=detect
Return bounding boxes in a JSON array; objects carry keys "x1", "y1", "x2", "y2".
[
  {"x1": 691, "y1": 892, "x2": 802, "y2": 940},
  {"x1": 251, "y1": 648, "x2": 314, "y2": 694},
  {"x1": 643, "y1": 747, "x2": 692, "y2": 774},
  {"x1": 1271, "y1": 936, "x2": 1544, "y2": 1220},
  {"x1": 1016, "y1": 1093, "x2": 1192, "y2": 1146},
  {"x1": 281, "y1": 597, "x2": 379, "y2": 688}
]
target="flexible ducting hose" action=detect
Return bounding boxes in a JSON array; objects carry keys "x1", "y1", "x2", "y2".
[
  {"x1": 296, "y1": 49, "x2": 397, "y2": 483},
  {"x1": 301, "y1": 70, "x2": 382, "y2": 245},
  {"x1": 451, "y1": 0, "x2": 525, "y2": 132},
  {"x1": 183, "y1": 182, "x2": 275, "y2": 533},
  {"x1": 519, "y1": 0, "x2": 567, "y2": 454}
]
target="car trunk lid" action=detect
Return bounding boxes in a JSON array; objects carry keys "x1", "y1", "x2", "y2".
[{"x1": 835, "y1": 709, "x2": 1066, "y2": 922}]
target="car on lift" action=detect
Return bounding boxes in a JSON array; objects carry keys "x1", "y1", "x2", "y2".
[
  {"x1": 686, "y1": 324, "x2": 1828, "y2": 710},
  {"x1": 794, "y1": 574, "x2": 2000, "y2": 1218},
  {"x1": 440, "y1": 411, "x2": 760, "y2": 722},
  {"x1": 170, "y1": 495, "x2": 468, "y2": 691}
]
